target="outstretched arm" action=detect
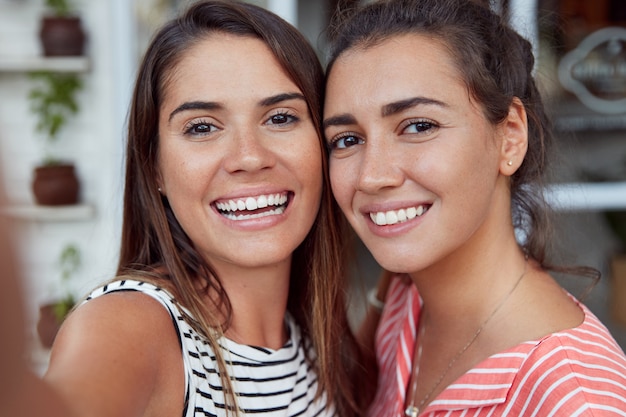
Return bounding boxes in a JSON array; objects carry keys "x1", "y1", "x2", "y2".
[{"x1": 45, "y1": 291, "x2": 185, "y2": 417}]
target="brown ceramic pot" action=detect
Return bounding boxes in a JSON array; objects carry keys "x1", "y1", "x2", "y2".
[
  {"x1": 36, "y1": 304, "x2": 63, "y2": 349},
  {"x1": 32, "y1": 164, "x2": 80, "y2": 206},
  {"x1": 39, "y1": 16, "x2": 86, "y2": 57}
]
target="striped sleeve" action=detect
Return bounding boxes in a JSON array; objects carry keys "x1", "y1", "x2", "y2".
[{"x1": 504, "y1": 312, "x2": 626, "y2": 416}]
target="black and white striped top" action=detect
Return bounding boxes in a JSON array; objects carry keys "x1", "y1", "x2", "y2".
[{"x1": 86, "y1": 279, "x2": 335, "y2": 417}]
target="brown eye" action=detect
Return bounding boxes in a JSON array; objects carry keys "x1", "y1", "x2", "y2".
[
  {"x1": 271, "y1": 114, "x2": 289, "y2": 124},
  {"x1": 330, "y1": 134, "x2": 364, "y2": 150},
  {"x1": 265, "y1": 111, "x2": 299, "y2": 126},
  {"x1": 183, "y1": 120, "x2": 219, "y2": 137},
  {"x1": 403, "y1": 119, "x2": 438, "y2": 134}
]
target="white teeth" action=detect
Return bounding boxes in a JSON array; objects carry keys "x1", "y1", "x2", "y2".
[
  {"x1": 215, "y1": 193, "x2": 288, "y2": 217},
  {"x1": 221, "y1": 206, "x2": 286, "y2": 221},
  {"x1": 370, "y1": 205, "x2": 428, "y2": 226},
  {"x1": 245, "y1": 197, "x2": 257, "y2": 211},
  {"x1": 385, "y1": 211, "x2": 398, "y2": 225}
]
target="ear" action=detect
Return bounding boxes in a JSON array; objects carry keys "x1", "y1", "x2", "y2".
[{"x1": 498, "y1": 97, "x2": 528, "y2": 176}]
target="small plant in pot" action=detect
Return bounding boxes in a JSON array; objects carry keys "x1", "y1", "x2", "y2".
[
  {"x1": 28, "y1": 70, "x2": 83, "y2": 206},
  {"x1": 37, "y1": 243, "x2": 80, "y2": 349},
  {"x1": 39, "y1": 0, "x2": 86, "y2": 57}
]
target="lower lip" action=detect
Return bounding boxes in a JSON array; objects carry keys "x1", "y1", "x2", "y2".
[{"x1": 221, "y1": 212, "x2": 287, "y2": 230}]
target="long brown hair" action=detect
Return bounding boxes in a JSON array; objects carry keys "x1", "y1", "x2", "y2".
[
  {"x1": 326, "y1": 0, "x2": 599, "y2": 284},
  {"x1": 119, "y1": 1, "x2": 363, "y2": 415}
]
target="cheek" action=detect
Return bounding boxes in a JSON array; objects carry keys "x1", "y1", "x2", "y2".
[
  {"x1": 292, "y1": 133, "x2": 324, "y2": 187},
  {"x1": 329, "y1": 159, "x2": 353, "y2": 209},
  {"x1": 158, "y1": 145, "x2": 208, "y2": 194}
]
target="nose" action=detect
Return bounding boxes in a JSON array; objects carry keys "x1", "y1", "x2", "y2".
[
  {"x1": 356, "y1": 139, "x2": 404, "y2": 194},
  {"x1": 223, "y1": 128, "x2": 276, "y2": 174}
]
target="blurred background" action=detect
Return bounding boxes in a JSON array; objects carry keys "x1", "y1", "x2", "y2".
[{"x1": 0, "y1": 0, "x2": 625, "y2": 373}]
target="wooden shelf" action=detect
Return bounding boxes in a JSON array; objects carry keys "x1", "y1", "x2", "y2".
[
  {"x1": 546, "y1": 182, "x2": 626, "y2": 211},
  {"x1": 1, "y1": 204, "x2": 95, "y2": 221},
  {"x1": 0, "y1": 56, "x2": 90, "y2": 73}
]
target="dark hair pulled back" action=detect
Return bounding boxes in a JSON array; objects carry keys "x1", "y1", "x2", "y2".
[{"x1": 326, "y1": 0, "x2": 598, "y2": 282}]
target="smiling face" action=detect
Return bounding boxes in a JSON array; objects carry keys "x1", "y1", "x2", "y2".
[
  {"x1": 157, "y1": 33, "x2": 322, "y2": 273},
  {"x1": 324, "y1": 34, "x2": 514, "y2": 273}
]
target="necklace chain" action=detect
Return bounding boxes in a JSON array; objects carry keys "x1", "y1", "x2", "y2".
[{"x1": 404, "y1": 261, "x2": 528, "y2": 417}]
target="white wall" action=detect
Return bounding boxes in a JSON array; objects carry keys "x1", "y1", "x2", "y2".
[
  {"x1": 0, "y1": 0, "x2": 319, "y2": 367},
  {"x1": 0, "y1": 0, "x2": 127, "y2": 362}
]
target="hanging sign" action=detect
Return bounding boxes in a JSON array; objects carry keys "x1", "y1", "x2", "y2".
[{"x1": 558, "y1": 27, "x2": 626, "y2": 114}]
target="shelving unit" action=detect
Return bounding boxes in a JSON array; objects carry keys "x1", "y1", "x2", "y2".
[
  {"x1": 1, "y1": 204, "x2": 95, "y2": 222},
  {"x1": 0, "y1": 56, "x2": 89, "y2": 73},
  {"x1": 0, "y1": 55, "x2": 92, "y2": 223}
]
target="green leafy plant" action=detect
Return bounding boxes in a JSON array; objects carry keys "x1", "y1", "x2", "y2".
[
  {"x1": 52, "y1": 243, "x2": 81, "y2": 321},
  {"x1": 44, "y1": 0, "x2": 75, "y2": 17},
  {"x1": 28, "y1": 71, "x2": 83, "y2": 164}
]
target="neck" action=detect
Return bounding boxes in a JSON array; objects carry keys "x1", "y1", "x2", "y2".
[
  {"x1": 409, "y1": 230, "x2": 527, "y2": 327},
  {"x1": 211, "y1": 259, "x2": 291, "y2": 349},
  {"x1": 405, "y1": 253, "x2": 528, "y2": 417}
]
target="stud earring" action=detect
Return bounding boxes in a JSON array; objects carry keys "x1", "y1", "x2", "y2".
[
  {"x1": 158, "y1": 187, "x2": 162, "y2": 192},
  {"x1": 507, "y1": 160, "x2": 513, "y2": 166}
]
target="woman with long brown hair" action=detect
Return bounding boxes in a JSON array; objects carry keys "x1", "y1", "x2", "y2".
[
  {"x1": 44, "y1": 1, "x2": 363, "y2": 416},
  {"x1": 325, "y1": 0, "x2": 626, "y2": 415}
]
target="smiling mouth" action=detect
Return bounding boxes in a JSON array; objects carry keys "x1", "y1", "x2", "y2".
[
  {"x1": 214, "y1": 192, "x2": 290, "y2": 221},
  {"x1": 369, "y1": 204, "x2": 430, "y2": 226}
]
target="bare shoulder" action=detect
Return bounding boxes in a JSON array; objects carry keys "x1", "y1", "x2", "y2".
[
  {"x1": 56, "y1": 289, "x2": 177, "y2": 353},
  {"x1": 45, "y1": 290, "x2": 185, "y2": 417},
  {"x1": 501, "y1": 268, "x2": 585, "y2": 344}
]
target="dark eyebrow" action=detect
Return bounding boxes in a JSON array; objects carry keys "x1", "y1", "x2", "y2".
[
  {"x1": 323, "y1": 114, "x2": 357, "y2": 130},
  {"x1": 382, "y1": 96, "x2": 447, "y2": 117},
  {"x1": 323, "y1": 96, "x2": 447, "y2": 130},
  {"x1": 168, "y1": 93, "x2": 306, "y2": 122},
  {"x1": 168, "y1": 101, "x2": 220, "y2": 122},
  {"x1": 259, "y1": 92, "x2": 306, "y2": 107}
]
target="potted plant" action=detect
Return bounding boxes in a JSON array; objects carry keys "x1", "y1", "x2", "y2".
[
  {"x1": 28, "y1": 70, "x2": 83, "y2": 205},
  {"x1": 36, "y1": 244, "x2": 80, "y2": 348},
  {"x1": 39, "y1": 0, "x2": 86, "y2": 56}
]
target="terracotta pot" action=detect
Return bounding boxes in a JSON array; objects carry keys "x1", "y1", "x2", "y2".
[
  {"x1": 610, "y1": 254, "x2": 626, "y2": 326},
  {"x1": 39, "y1": 16, "x2": 86, "y2": 57},
  {"x1": 36, "y1": 304, "x2": 63, "y2": 349},
  {"x1": 32, "y1": 164, "x2": 80, "y2": 206}
]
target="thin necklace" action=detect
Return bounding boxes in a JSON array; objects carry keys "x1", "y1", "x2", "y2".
[{"x1": 404, "y1": 261, "x2": 528, "y2": 417}]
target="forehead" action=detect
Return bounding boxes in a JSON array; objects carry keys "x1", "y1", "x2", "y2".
[
  {"x1": 162, "y1": 33, "x2": 298, "y2": 103},
  {"x1": 325, "y1": 34, "x2": 469, "y2": 109}
]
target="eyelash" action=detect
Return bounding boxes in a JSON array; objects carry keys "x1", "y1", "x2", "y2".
[
  {"x1": 182, "y1": 110, "x2": 300, "y2": 138},
  {"x1": 265, "y1": 110, "x2": 299, "y2": 126},
  {"x1": 401, "y1": 118, "x2": 439, "y2": 135},
  {"x1": 183, "y1": 118, "x2": 217, "y2": 136},
  {"x1": 328, "y1": 132, "x2": 364, "y2": 150},
  {"x1": 327, "y1": 118, "x2": 440, "y2": 151}
]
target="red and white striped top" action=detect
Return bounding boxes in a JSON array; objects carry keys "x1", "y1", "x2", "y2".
[{"x1": 367, "y1": 276, "x2": 626, "y2": 417}]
